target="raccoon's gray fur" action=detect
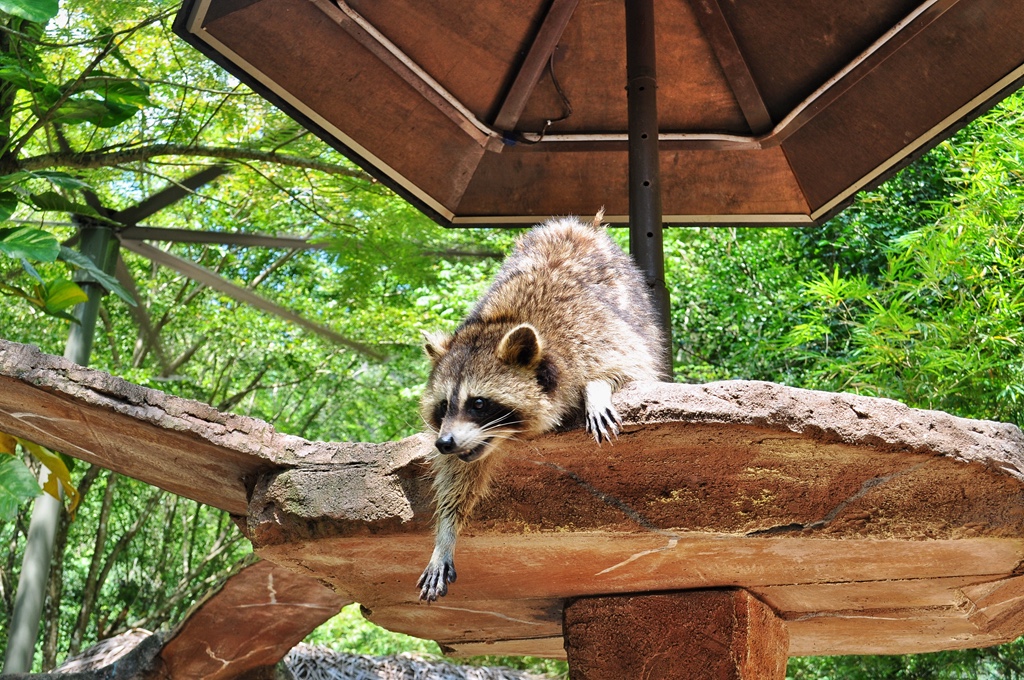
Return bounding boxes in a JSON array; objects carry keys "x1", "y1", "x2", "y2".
[{"x1": 417, "y1": 212, "x2": 666, "y2": 601}]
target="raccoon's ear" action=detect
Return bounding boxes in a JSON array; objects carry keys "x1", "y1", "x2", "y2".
[
  {"x1": 497, "y1": 323, "x2": 543, "y2": 369},
  {"x1": 422, "y1": 330, "x2": 452, "y2": 364}
]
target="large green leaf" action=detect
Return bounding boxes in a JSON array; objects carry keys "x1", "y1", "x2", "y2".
[
  {"x1": 0, "y1": 170, "x2": 91, "y2": 192},
  {"x1": 0, "y1": 64, "x2": 42, "y2": 90},
  {"x1": 59, "y1": 246, "x2": 137, "y2": 307},
  {"x1": 79, "y1": 74, "x2": 153, "y2": 109},
  {"x1": 31, "y1": 170, "x2": 92, "y2": 191},
  {"x1": 50, "y1": 98, "x2": 111, "y2": 125},
  {"x1": 0, "y1": 0, "x2": 59, "y2": 23},
  {"x1": 0, "y1": 226, "x2": 60, "y2": 261},
  {"x1": 91, "y1": 100, "x2": 139, "y2": 128},
  {"x1": 29, "y1": 190, "x2": 98, "y2": 216},
  {"x1": 0, "y1": 191, "x2": 18, "y2": 221},
  {"x1": 43, "y1": 278, "x2": 88, "y2": 313},
  {"x1": 0, "y1": 455, "x2": 41, "y2": 522}
]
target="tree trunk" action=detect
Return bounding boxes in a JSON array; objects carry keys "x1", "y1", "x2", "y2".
[
  {"x1": 42, "y1": 464, "x2": 101, "y2": 669},
  {"x1": 40, "y1": 508, "x2": 69, "y2": 670},
  {"x1": 68, "y1": 469, "x2": 118, "y2": 657}
]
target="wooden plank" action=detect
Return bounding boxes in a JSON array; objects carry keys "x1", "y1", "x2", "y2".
[
  {"x1": 200, "y1": 0, "x2": 488, "y2": 212},
  {"x1": 492, "y1": 0, "x2": 579, "y2": 132},
  {"x1": 455, "y1": 145, "x2": 810, "y2": 220},
  {"x1": 958, "y1": 575, "x2": 1024, "y2": 634},
  {"x1": 563, "y1": 590, "x2": 788, "y2": 679},
  {"x1": 161, "y1": 560, "x2": 346, "y2": 679},
  {"x1": 0, "y1": 342, "x2": 276, "y2": 515},
  {"x1": 753, "y1": 576, "x2": 984, "y2": 613},
  {"x1": 715, "y1": 0, "x2": 921, "y2": 120},
  {"x1": 312, "y1": 0, "x2": 492, "y2": 147},
  {"x1": 688, "y1": 0, "x2": 773, "y2": 134},
  {"x1": 786, "y1": 605, "x2": 1019, "y2": 656}
]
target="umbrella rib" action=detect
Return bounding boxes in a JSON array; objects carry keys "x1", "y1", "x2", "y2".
[
  {"x1": 119, "y1": 238, "x2": 385, "y2": 360},
  {"x1": 688, "y1": 0, "x2": 773, "y2": 135},
  {"x1": 492, "y1": 0, "x2": 580, "y2": 133}
]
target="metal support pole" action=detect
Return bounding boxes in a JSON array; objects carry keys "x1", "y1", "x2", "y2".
[
  {"x1": 2, "y1": 222, "x2": 116, "y2": 675},
  {"x1": 63, "y1": 222, "x2": 119, "y2": 365},
  {"x1": 625, "y1": 0, "x2": 673, "y2": 378}
]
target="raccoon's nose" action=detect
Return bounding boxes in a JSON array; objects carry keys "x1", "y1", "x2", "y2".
[{"x1": 435, "y1": 434, "x2": 457, "y2": 455}]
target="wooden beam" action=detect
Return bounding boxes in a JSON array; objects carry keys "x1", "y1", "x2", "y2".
[
  {"x1": 492, "y1": 0, "x2": 580, "y2": 132},
  {"x1": 118, "y1": 225, "x2": 322, "y2": 250},
  {"x1": 689, "y1": 0, "x2": 772, "y2": 135},
  {"x1": 114, "y1": 255, "x2": 172, "y2": 375},
  {"x1": 119, "y1": 239, "x2": 385, "y2": 360},
  {"x1": 563, "y1": 590, "x2": 789, "y2": 679},
  {"x1": 113, "y1": 165, "x2": 229, "y2": 225}
]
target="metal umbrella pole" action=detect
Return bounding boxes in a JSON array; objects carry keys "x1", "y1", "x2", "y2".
[
  {"x1": 2, "y1": 221, "x2": 117, "y2": 675},
  {"x1": 625, "y1": 0, "x2": 673, "y2": 378}
]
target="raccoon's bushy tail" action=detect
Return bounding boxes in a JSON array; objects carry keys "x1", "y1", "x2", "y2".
[{"x1": 591, "y1": 207, "x2": 606, "y2": 229}]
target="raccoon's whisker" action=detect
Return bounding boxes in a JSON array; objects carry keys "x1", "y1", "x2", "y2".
[
  {"x1": 482, "y1": 422, "x2": 525, "y2": 434},
  {"x1": 482, "y1": 411, "x2": 518, "y2": 428},
  {"x1": 481, "y1": 413, "x2": 524, "y2": 431},
  {"x1": 418, "y1": 414, "x2": 439, "y2": 434}
]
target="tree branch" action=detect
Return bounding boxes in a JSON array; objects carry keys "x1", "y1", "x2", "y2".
[{"x1": 21, "y1": 144, "x2": 374, "y2": 180}]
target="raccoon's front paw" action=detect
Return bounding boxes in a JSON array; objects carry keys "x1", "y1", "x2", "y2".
[
  {"x1": 584, "y1": 380, "x2": 621, "y2": 444},
  {"x1": 417, "y1": 559, "x2": 457, "y2": 602}
]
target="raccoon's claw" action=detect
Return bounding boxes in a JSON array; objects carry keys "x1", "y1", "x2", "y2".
[
  {"x1": 417, "y1": 559, "x2": 457, "y2": 602},
  {"x1": 584, "y1": 380, "x2": 621, "y2": 444},
  {"x1": 586, "y1": 406, "x2": 621, "y2": 444}
]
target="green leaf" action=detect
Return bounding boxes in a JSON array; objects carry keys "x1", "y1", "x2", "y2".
[
  {"x1": 51, "y1": 98, "x2": 139, "y2": 128},
  {"x1": 31, "y1": 170, "x2": 91, "y2": 191},
  {"x1": 92, "y1": 100, "x2": 139, "y2": 127},
  {"x1": 0, "y1": 191, "x2": 18, "y2": 221},
  {"x1": 0, "y1": 170, "x2": 91, "y2": 192},
  {"x1": 29, "y1": 190, "x2": 98, "y2": 216},
  {"x1": 0, "y1": 0, "x2": 59, "y2": 23},
  {"x1": 0, "y1": 64, "x2": 42, "y2": 90},
  {"x1": 0, "y1": 456, "x2": 41, "y2": 522},
  {"x1": 0, "y1": 226, "x2": 60, "y2": 261},
  {"x1": 43, "y1": 278, "x2": 88, "y2": 313},
  {"x1": 79, "y1": 74, "x2": 153, "y2": 109},
  {"x1": 50, "y1": 98, "x2": 110, "y2": 125},
  {"x1": 59, "y1": 246, "x2": 137, "y2": 307},
  {"x1": 20, "y1": 257, "x2": 43, "y2": 282},
  {"x1": 0, "y1": 171, "x2": 32, "y2": 188}
]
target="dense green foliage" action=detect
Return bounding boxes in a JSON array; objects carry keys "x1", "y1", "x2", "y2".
[{"x1": 0, "y1": 0, "x2": 1022, "y2": 676}]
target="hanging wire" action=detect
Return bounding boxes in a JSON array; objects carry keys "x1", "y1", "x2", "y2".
[{"x1": 513, "y1": 46, "x2": 574, "y2": 144}]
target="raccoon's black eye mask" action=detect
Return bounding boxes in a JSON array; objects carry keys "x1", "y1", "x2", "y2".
[
  {"x1": 431, "y1": 395, "x2": 522, "y2": 431},
  {"x1": 430, "y1": 399, "x2": 448, "y2": 429},
  {"x1": 465, "y1": 396, "x2": 521, "y2": 429}
]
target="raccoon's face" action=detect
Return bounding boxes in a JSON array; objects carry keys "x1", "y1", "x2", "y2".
[
  {"x1": 426, "y1": 391, "x2": 523, "y2": 462},
  {"x1": 421, "y1": 323, "x2": 557, "y2": 463}
]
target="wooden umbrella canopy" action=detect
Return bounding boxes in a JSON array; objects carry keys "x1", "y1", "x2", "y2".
[{"x1": 174, "y1": 0, "x2": 1024, "y2": 228}]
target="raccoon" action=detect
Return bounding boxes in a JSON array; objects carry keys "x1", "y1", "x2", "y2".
[{"x1": 417, "y1": 211, "x2": 667, "y2": 601}]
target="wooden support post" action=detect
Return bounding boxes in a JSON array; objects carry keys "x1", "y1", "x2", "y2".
[{"x1": 563, "y1": 589, "x2": 789, "y2": 679}]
